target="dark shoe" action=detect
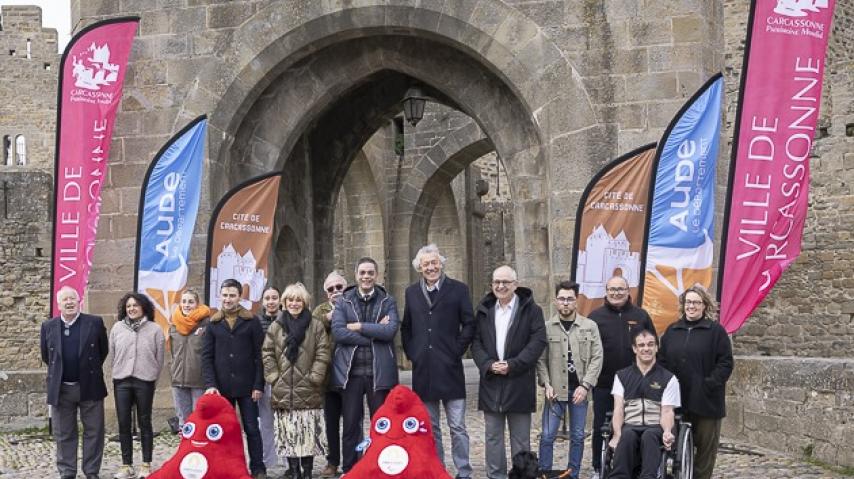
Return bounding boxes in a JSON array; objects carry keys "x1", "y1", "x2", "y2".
[
  {"x1": 86, "y1": 475, "x2": 101, "y2": 479},
  {"x1": 287, "y1": 458, "x2": 302, "y2": 478},
  {"x1": 320, "y1": 464, "x2": 338, "y2": 477},
  {"x1": 300, "y1": 456, "x2": 314, "y2": 478}
]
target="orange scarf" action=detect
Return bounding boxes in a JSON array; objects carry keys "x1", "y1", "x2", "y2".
[{"x1": 172, "y1": 304, "x2": 211, "y2": 336}]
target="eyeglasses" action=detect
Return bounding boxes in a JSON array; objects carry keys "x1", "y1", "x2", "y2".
[
  {"x1": 326, "y1": 284, "x2": 345, "y2": 293},
  {"x1": 606, "y1": 287, "x2": 628, "y2": 294},
  {"x1": 491, "y1": 280, "x2": 515, "y2": 286},
  {"x1": 685, "y1": 300, "x2": 705, "y2": 306},
  {"x1": 555, "y1": 297, "x2": 577, "y2": 304}
]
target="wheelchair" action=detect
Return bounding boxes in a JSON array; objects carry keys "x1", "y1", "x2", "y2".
[{"x1": 599, "y1": 412, "x2": 693, "y2": 479}]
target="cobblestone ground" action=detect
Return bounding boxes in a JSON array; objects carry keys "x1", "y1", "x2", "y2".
[{"x1": 1, "y1": 396, "x2": 849, "y2": 479}]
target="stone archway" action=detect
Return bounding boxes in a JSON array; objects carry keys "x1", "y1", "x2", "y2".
[{"x1": 177, "y1": 2, "x2": 600, "y2": 302}]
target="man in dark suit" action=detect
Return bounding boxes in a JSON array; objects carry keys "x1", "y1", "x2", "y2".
[
  {"x1": 40, "y1": 286, "x2": 109, "y2": 479},
  {"x1": 402, "y1": 244, "x2": 476, "y2": 479}
]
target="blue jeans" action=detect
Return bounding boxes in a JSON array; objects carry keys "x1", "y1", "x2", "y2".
[{"x1": 538, "y1": 398, "x2": 588, "y2": 478}]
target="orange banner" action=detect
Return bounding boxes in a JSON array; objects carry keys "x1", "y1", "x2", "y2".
[
  {"x1": 206, "y1": 173, "x2": 281, "y2": 313},
  {"x1": 572, "y1": 145, "x2": 656, "y2": 317}
]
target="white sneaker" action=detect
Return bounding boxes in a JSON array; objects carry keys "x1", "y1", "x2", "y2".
[
  {"x1": 591, "y1": 472, "x2": 600, "y2": 479},
  {"x1": 113, "y1": 465, "x2": 136, "y2": 479},
  {"x1": 137, "y1": 463, "x2": 151, "y2": 478}
]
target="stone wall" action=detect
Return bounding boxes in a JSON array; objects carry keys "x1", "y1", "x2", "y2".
[
  {"x1": 724, "y1": 356, "x2": 854, "y2": 467},
  {"x1": 0, "y1": 6, "x2": 58, "y2": 170}
]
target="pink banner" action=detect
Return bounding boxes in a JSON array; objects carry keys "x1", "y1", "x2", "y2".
[
  {"x1": 51, "y1": 18, "x2": 139, "y2": 316},
  {"x1": 719, "y1": 0, "x2": 835, "y2": 334}
]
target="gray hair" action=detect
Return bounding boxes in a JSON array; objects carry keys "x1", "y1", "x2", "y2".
[
  {"x1": 323, "y1": 271, "x2": 347, "y2": 290},
  {"x1": 412, "y1": 243, "x2": 447, "y2": 271},
  {"x1": 56, "y1": 286, "x2": 79, "y2": 303},
  {"x1": 492, "y1": 265, "x2": 518, "y2": 281}
]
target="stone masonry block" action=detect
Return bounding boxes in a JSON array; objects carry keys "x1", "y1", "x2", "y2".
[
  {"x1": 624, "y1": 72, "x2": 678, "y2": 101},
  {"x1": 628, "y1": 18, "x2": 672, "y2": 46},
  {"x1": 207, "y1": 2, "x2": 257, "y2": 29},
  {"x1": 672, "y1": 16, "x2": 703, "y2": 43}
]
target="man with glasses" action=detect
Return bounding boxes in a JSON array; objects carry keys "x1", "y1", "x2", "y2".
[
  {"x1": 312, "y1": 271, "x2": 348, "y2": 477},
  {"x1": 588, "y1": 276, "x2": 656, "y2": 479},
  {"x1": 331, "y1": 257, "x2": 400, "y2": 473},
  {"x1": 402, "y1": 244, "x2": 476, "y2": 479},
  {"x1": 536, "y1": 280, "x2": 602, "y2": 477},
  {"x1": 471, "y1": 265, "x2": 547, "y2": 479}
]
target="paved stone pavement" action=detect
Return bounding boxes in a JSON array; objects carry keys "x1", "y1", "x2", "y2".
[{"x1": 1, "y1": 362, "x2": 849, "y2": 478}]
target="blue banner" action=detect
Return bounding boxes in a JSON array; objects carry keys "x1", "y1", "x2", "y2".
[
  {"x1": 642, "y1": 75, "x2": 723, "y2": 333},
  {"x1": 135, "y1": 116, "x2": 207, "y2": 327}
]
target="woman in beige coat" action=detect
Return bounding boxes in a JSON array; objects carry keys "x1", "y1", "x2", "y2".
[{"x1": 262, "y1": 282, "x2": 330, "y2": 479}]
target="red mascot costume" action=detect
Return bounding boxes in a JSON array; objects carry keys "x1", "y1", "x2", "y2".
[
  {"x1": 344, "y1": 385, "x2": 453, "y2": 479},
  {"x1": 148, "y1": 393, "x2": 252, "y2": 479}
]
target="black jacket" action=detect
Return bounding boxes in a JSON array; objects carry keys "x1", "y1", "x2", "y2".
[
  {"x1": 401, "y1": 276, "x2": 476, "y2": 401},
  {"x1": 471, "y1": 287, "x2": 547, "y2": 413},
  {"x1": 589, "y1": 298, "x2": 656, "y2": 389},
  {"x1": 202, "y1": 307, "x2": 265, "y2": 398},
  {"x1": 659, "y1": 317, "x2": 733, "y2": 419},
  {"x1": 40, "y1": 314, "x2": 109, "y2": 406}
]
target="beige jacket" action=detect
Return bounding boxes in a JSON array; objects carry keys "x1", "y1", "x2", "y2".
[{"x1": 536, "y1": 312, "x2": 603, "y2": 397}]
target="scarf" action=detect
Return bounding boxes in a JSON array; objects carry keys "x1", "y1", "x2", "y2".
[
  {"x1": 281, "y1": 308, "x2": 312, "y2": 363},
  {"x1": 172, "y1": 304, "x2": 211, "y2": 336},
  {"x1": 124, "y1": 316, "x2": 146, "y2": 332}
]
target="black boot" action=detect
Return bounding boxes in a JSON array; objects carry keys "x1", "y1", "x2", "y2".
[
  {"x1": 300, "y1": 456, "x2": 314, "y2": 479},
  {"x1": 287, "y1": 458, "x2": 302, "y2": 479}
]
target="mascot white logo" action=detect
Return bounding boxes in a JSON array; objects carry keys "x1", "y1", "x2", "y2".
[
  {"x1": 774, "y1": 0, "x2": 829, "y2": 17},
  {"x1": 72, "y1": 42, "x2": 120, "y2": 90}
]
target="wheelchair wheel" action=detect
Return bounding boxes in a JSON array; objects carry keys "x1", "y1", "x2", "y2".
[
  {"x1": 600, "y1": 445, "x2": 614, "y2": 479},
  {"x1": 674, "y1": 424, "x2": 694, "y2": 479}
]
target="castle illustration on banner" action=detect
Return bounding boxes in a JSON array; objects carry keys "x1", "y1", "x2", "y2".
[
  {"x1": 576, "y1": 224, "x2": 640, "y2": 299},
  {"x1": 774, "y1": 0, "x2": 829, "y2": 17},
  {"x1": 72, "y1": 42, "x2": 120, "y2": 90},
  {"x1": 209, "y1": 243, "x2": 267, "y2": 309}
]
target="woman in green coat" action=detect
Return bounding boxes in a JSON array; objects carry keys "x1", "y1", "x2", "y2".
[{"x1": 262, "y1": 282, "x2": 331, "y2": 479}]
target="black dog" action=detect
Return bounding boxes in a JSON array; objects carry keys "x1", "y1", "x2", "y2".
[
  {"x1": 509, "y1": 451, "x2": 540, "y2": 479},
  {"x1": 508, "y1": 450, "x2": 573, "y2": 479}
]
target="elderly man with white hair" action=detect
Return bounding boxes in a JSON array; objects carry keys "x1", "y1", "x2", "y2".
[
  {"x1": 40, "y1": 286, "x2": 109, "y2": 479},
  {"x1": 312, "y1": 271, "x2": 348, "y2": 477},
  {"x1": 402, "y1": 244, "x2": 476, "y2": 479}
]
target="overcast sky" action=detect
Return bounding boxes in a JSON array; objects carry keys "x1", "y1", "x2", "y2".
[{"x1": 0, "y1": 0, "x2": 71, "y2": 52}]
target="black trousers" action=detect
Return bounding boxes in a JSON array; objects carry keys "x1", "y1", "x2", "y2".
[
  {"x1": 591, "y1": 386, "x2": 614, "y2": 472},
  {"x1": 225, "y1": 394, "x2": 265, "y2": 475},
  {"x1": 610, "y1": 425, "x2": 663, "y2": 479},
  {"x1": 113, "y1": 378, "x2": 155, "y2": 465},
  {"x1": 324, "y1": 390, "x2": 343, "y2": 467},
  {"x1": 341, "y1": 376, "x2": 389, "y2": 472}
]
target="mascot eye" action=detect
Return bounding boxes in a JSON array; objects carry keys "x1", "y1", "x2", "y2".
[
  {"x1": 402, "y1": 416, "x2": 420, "y2": 434},
  {"x1": 206, "y1": 423, "x2": 224, "y2": 441},
  {"x1": 181, "y1": 422, "x2": 196, "y2": 439},
  {"x1": 374, "y1": 417, "x2": 391, "y2": 434}
]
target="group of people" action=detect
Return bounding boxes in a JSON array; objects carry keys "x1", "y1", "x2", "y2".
[{"x1": 40, "y1": 243, "x2": 733, "y2": 479}]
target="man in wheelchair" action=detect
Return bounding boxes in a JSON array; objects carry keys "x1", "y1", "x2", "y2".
[{"x1": 605, "y1": 329, "x2": 681, "y2": 479}]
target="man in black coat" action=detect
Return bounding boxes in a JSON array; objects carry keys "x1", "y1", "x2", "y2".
[
  {"x1": 402, "y1": 244, "x2": 475, "y2": 479},
  {"x1": 588, "y1": 275, "x2": 656, "y2": 479},
  {"x1": 202, "y1": 278, "x2": 266, "y2": 479},
  {"x1": 40, "y1": 286, "x2": 109, "y2": 479},
  {"x1": 471, "y1": 265, "x2": 547, "y2": 479}
]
